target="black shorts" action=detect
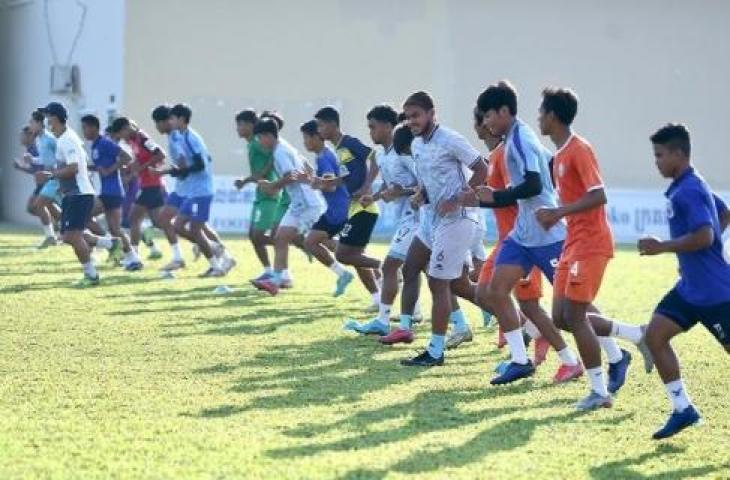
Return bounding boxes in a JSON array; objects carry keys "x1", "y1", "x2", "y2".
[
  {"x1": 135, "y1": 186, "x2": 166, "y2": 210},
  {"x1": 312, "y1": 215, "x2": 346, "y2": 238},
  {"x1": 339, "y1": 211, "x2": 378, "y2": 247},
  {"x1": 61, "y1": 194, "x2": 94, "y2": 233},
  {"x1": 655, "y1": 287, "x2": 730, "y2": 346},
  {"x1": 99, "y1": 194, "x2": 123, "y2": 211}
]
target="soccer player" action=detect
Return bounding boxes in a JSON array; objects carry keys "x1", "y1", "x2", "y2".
[
  {"x1": 315, "y1": 106, "x2": 382, "y2": 311},
  {"x1": 299, "y1": 119, "x2": 355, "y2": 294},
  {"x1": 399, "y1": 91, "x2": 489, "y2": 367},
  {"x1": 252, "y1": 117, "x2": 326, "y2": 295},
  {"x1": 34, "y1": 102, "x2": 120, "y2": 286},
  {"x1": 28, "y1": 109, "x2": 62, "y2": 247},
  {"x1": 81, "y1": 114, "x2": 134, "y2": 265},
  {"x1": 639, "y1": 124, "x2": 730, "y2": 438},
  {"x1": 14, "y1": 125, "x2": 54, "y2": 246},
  {"x1": 346, "y1": 105, "x2": 420, "y2": 335}
]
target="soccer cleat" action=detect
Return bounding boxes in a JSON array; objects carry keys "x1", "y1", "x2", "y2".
[
  {"x1": 249, "y1": 272, "x2": 273, "y2": 288},
  {"x1": 161, "y1": 259, "x2": 186, "y2": 271},
  {"x1": 199, "y1": 267, "x2": 226, "y2": 278},
  {"x1": 412, "y1": 312, "x2": 424, "y2": 324},
  {"x1": 482, "y1": 310, "x2": 495, "y2": 329},
  {"x1": 253, "y1": 279, "x2": 279, "y2": 296},
  {"x1": 446, "y1": 328, "x2": 474, "y2": 350},
  {"x1": 576, "y1": 391, "x2": 613, "y2": 411},
  {"x1": 37, "y1": 236, "x2": 58, "y2": 249},
  {"x1": 652, "y1": 405, "x2": 701, "y2": 440},
  {"x1": 533, "y1": 337, "x2": 551, "y2": 366},
  {"x1": 496, "y1": 327, "x2": 507, "y2": 349},
  {"x1": 279, "y1": 278, "x2": 293, "y2": 289},
  {"x1": 607, "y1": 349, "x2": 632, "y2": 394},
  {"x1": 73, "y1": 274, "x2": 100, "y2": 288},
  {"x1": 147, "y1": 248, "x2": 163, "y2": 260},
  {"x1": 553, "y1": 363, "x2": 584, "y2": 383},
  {"x1": 364, "y1": 303, "x2": 379, "y2": 314},
  {"x1": 490, "y1": 360, "x2": 536, "y2": 385},
  {"x1": 348, "y1": 319, "x2": 389, "y2": 336},
  {"x1": 637, "y1": 325, "x2": 655, "y2": 373},
  {"x1": 141, "y1": 226, "x2": 155, "y2": 247},
  {"x1": 379, "y1": 328, "x2": 414, "y2": 345},
  {"x1": 494, "y1": 360, "x2": 510, "y2": 375},
  {"x1": 400, "y1": 350, "x2": 444, "y2": 367},
  {"x1": 221, "y1": 255, "x2": 237, "y2": 274},
  {"x1": 333, "y1": 271, "x2": 355, "y2": 297},
  {"x1": 124, "y1": 260, "x2": 144, "y2": 272},
  {"x1": 192, "y1": 245, "x2": 202, "y2": 262}
]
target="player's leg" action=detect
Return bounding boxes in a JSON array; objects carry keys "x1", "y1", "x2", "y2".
[
  {"x1": 180, "y1": 196, "x2": 221, "y2": 277},
  {"x1": 304, "y1": 219, "x2": 353, "y2": 296},
  {"x1": 249, "y1": 200, "x2": 274, "y2": 281},
  {"x1": 335, "y1": 211, "x2": 381, "y2": 307},
  {"x1": 158, "y1": 193, "x2": 186, "y2": 270},
  {"x1": 61, "y1": 195, "x2": 103, "y2": 285}
]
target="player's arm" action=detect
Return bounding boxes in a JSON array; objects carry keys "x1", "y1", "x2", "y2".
[
  {"x1": 536, "y1": 188, "x2": 606, "y2": 230},
  {"x1": 713, "y1": 193, "x2": 730, "y2": 233},
  {"x1": 13, "y1": 158, "x2": 35, "y2": 174}
]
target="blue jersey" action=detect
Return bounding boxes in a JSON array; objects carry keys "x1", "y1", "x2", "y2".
[
  {"x1": 35, "y1": 130, "x2": 57, "y2": 169},
  {"x1": 504, "y1": 118, "x2": 566, "y2": 247},
  {"x1": 91, "y1": 135, "x2": 123, "y2": 196},
  {"x1": 666, "y1": 167, "x2": 730, "y2": 306},
  {"x1": 316, "y1": 147, "x2": 349, "y2": 225},
  {"x1": 179, "y1": 127, "x2": 213, "y2": 197},
  {"x1": 168, "y1": 130, "x2": 187, "y2": 196}
]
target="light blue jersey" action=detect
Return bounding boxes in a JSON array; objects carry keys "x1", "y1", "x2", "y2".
[
  {"x1": 178, "y1": 127, "x2": 213, "y2": 197},
  {"x1": 168, "y1": 130, "x2": 187, "y2": 196},
  {"x1": 504, "y1": 118, "x2": 566, "y2": 247},
  {"x1": 35, "y1": 130, "x2": 57, "y2": 169}
]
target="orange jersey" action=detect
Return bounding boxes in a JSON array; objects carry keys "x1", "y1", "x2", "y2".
[
  {"x1": 487, "y1": 143, "x2": 518, "y2": 240},
  {"x1": 553, "y1": 135, "x2": 614, "y2": 259}
]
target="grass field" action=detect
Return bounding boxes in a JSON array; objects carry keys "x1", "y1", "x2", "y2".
[{"x1": 0, "y1": 225, "x2": 728, "y2": 479}]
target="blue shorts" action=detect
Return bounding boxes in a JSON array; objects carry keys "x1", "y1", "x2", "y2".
[
  {"x1": 495, "y1": 237, "x2": 564, "y2": 283},
  {"x1": 166, "y1": 191, "x2": 185, "y2": 209},
  {"x1": 655, "y1": 288, "x2": 730, "y2": 346},
  {"x1": 180, "y1": 195, "x2": 213, "y2": 223},
  {"x1": 39, "y1": 179, "x2": 61, "y2": 202},
  {"x1": 60, "y1": 194, "x2": 94, "y2": 233},
  {"x1": 99, "y1": 194, "x2": 123, "y2": 211}
]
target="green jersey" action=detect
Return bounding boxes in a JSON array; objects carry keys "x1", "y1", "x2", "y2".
[{"x1": 249, "y1": 136, "x2": 279, "y2": 201}]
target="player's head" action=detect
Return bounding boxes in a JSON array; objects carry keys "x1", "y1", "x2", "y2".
[
  {"x1": 402, "y1": 91, "x2": 435, "y2": 137},
  {"x1": 476, "y1": 80, "x2": 517, "y2": 136},
  {"x1": 80, "y1": 114, "x2": 101, "y2": 140},
  {"x1": 110, "y1": 116, "x2": 137, "y2": 141},
  {"x1": 260, "y1": 110, "x2": 284, "y2": 131},
  {"x1": 29, "y1": 109, "x2": 45, "y2": 135},
  {"x1": 539, "y1": 87, "x2": 578, "y2": 135},
  {"x1": 300, "y1": 119, "x2": 323, "y2": 153},
  {"x1": 366, "y1": 104, "x2": 398, "y2": 146},
  {"x1": 650, "y1": 123, "x2": 691, "y2": 178},
  {"x1": 151, "y1": 104, "x2": 172, "y2": 135},
  {"x1": 393, "y1": 123, "x2": 414, "y2": 156},
  {"x1": 473, "y1": 107, "x2": 501, "y2": 151},
  {"x1": 170, "y1": 103, "x2": 192, "y2": 130},
  {"x1": 314, "y1": 106, "x2": 340, "y2": 141},
  {"x1": 40, "y1": 102, "x2": 68, "y2": 131},
  {"x1": 20, "y1": 125, "x2": 34, "y2": 146},
  {"x1": 253, "y1": 117, "x2": 279, "y2": 150},
  {"x1": 235, "y1": 109, "x2": 258, "y2": 139}
]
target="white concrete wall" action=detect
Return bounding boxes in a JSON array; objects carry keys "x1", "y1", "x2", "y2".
[{"x1": 0, "y1": 0, "x2": 125, "y2": 224}]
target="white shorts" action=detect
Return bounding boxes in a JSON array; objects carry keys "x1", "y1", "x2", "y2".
[
  {"x1": 387, "y1": 210, "x2": 418, "y2": 261},
  {"x1": 428, "y1": 218, "x2": 477, "y2": 280},
  {"x1": 279, "y1": 203, "x2": 326, "y2": 235},
  {"x1": 470, "y1": 219, "x2": 488, "y2": 262},
  {"x1": 416, "y1": 209, "x2": 434, "y2": 250}
]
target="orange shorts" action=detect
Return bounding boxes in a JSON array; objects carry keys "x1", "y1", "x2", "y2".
[
  {"x1": 478, "y1": 241, "x2": 543, "y2": 301},
  {"x1": 553, "y1": 256, "x2": 610, "y2": 303}
]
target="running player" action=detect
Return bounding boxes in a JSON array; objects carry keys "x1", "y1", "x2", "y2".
[
  {"x1": 34, "y1": 102, "x2": 120, "y2": 286},
  {"x1": 28, "y1": 109, "x2": 62, "y2": 247},
  {"x1": 299, "y1": 119, "x2": 355, "y2": 294},
  {"x1": 315, "y1": 106, "x2": 382, "y2": 311},
  {"x1": 640, "y1": 123, "x2": 730, "y2": 438}
]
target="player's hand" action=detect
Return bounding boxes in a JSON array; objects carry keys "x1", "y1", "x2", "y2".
[
  {"x1": 359, "y1": 194, "x2": 374, "y2": 208},
  {"x1": 457, "y1": 187, "x2": 479, "y2": 207},
  {"x1": 409, "y1": 189, "x2": 424, "y2": 209},
  {"x1": 352, "y1": 185, "x2": 371, "y2": 200},
  {"x1": 293, "y1": 171, "x2": 311, "y2": 183},
  {"x1": 638, "y1": 236, "x2": 665, "y2": 256},
  {"x1": 257, "y1": 180, "x2": 276, "y2": 195},
  {"x1": 13, "y1": 159, "x2": 25, "y2": 170},
  {"x1": 234, "y1": 177, "x2": 247, "y2": 190},
  {"x1": 22, "y1": 153, "x2": 34, "y2": 163},
  {"x1": 474, "y1": 185, "x2": 495, "y2": 204},
  {"x1": 437, "y1": 195, "x2": 460, "y2": 216},
  {"x1": 535, "y1": 207, "x2": 563, "y2": 231},
  {"x1": 34, "y1": 170, "x2": 52, "y2": 183}
]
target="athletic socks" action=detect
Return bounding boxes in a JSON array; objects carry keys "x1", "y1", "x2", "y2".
[
  {"x1": 557, "y1": 347, "x2": 579, "y2": 366},
  {"x1": 377, "y1": 303, "x2": 391, "y2": 326},
  {"x1": 83, "y1": 261, "x2": 97, "y2": 278},
  {"x1": 523, "y1": 319, "x2": 541, "y2": 339},
  {"x1": 208, "y1": 256, "x2": 222, "y2": 271},
  {"x1": 96, "y1": 237, "x2": 113, "y2": 249},
  {"x1": 426, "y1": 334, "x2": 445, "y2": 358},
  {"x1": 599, "y1": 336, "x2": 624, "y2": 364},
  {"x1": 264, "y1": 266, "x2": 273, "y2": 275},
  {"x1": 371, "y1": 291, "x2": 380, "y2": 306},
  {"x1": 329, "y1": 261, "x2": 346, "y2": 278},
  {"x1": 504, "y1": 328, "x2": 529, "y2": 365},
  {"x1": 665, "y1": 379, "x2": 692, "y2": 411},
  {"x1": 399, "y1": 314, "x2": 412, "y2": 331},
  {"x1": 587, "y1": 367, "x2": 609, "y2": 397},
  {"x1": 449, "y1": 309, "x2": 469, "y2": 333},
  {"x1": 42, "y1": 223, "x2": 55, "y2": 237},
  {"x1": 171, "y1": 243, "x2": 183, "y2": 262},
  {"x1": 610, "y1": 321, "x2": 643, "y2": 344}
]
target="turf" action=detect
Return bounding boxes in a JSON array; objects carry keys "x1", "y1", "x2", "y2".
[{"x1": 0, "y1": 225, "x2": 728, "y2": 479}]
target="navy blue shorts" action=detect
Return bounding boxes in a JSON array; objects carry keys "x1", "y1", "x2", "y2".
[
  {"x1": 166, "y1": 191, "x2": 185, "y2": 209},
  {"x1": 180, "y1": 195, "x2": 213, "y2": 223},
  {"x1": 339, "y1": 211, "x2": 378, "y2": 247},
  {"x1": 655, "y1": 288, "x2": 730, "y2": 346},
  {"x1": 99, "y1": 194, "x2": 123, "y2": 211},
  {"x1": 61, "y1": 194, "x2": 94, "y2": 233},
  {"x1": 135, "y1": 186, "x2": 166, "y2": 210},
  {"x1": 495, "y1": 237, "x2": 564, "y2": 283},
  {"x1": 312, "y1": 215, "x2": 346, "y2": 238}
]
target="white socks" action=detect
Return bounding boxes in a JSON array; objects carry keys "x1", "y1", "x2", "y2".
[
  {"x1": 171, "y1": 243, "x2": 183, "y2": 262},
  {"x1": 208, "y1": 256, "x2": 221, "y2": 270},
  {"x1": 665, "y1": 379, "x2": 692, "y2": 411},
  {"x1": 523, "y1": 320, "x2": 541, "y2": 339},
  {"x1": 329, "y1": 262, "x2": 346, "y2": 277},
  {"x1": 587, "y1": 367, "x2": 609, "y2": 397},
  {"x1": 371, "y1": 291, "x2": 380, "y2": 306},
  {"x1": 43, "y1": 223, "x2": 55, "y2": 237},
  {"x1": 97, "y1": 237, "x2": 113, "y2": 249},
  {"x1": 83, "y1": 261, "x2": 97, "y2": 278},
  {"x1": 377, "y1": 303, "x2": 391, "y2": 326},
  {"x1": 599, "y1": 336, "x2": 623, "y2": 364},
  {"x1": 557, "y1": 347, "x2": 579, "y2": 366},
  {"x1": 610, "y1": 322, "x2": 643, "y2": 344},
  {"x1": 504, "y1": 328, "x2": 528, "y2": 365}
]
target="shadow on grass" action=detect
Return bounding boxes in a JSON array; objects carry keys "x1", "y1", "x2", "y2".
[{"x1": 589, "y1": 444, "x2": 729, "y2": 479}]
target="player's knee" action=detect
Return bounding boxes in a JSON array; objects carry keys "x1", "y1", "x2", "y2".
[
  {"x1": 335, "y1": 249, "x2": 352, "y2": 265},
  {"x1": 303, "y1": 235, "x2": 317, "y2": 252}
]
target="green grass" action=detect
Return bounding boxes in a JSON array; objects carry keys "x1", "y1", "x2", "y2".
[{"x1": 0, "y1": 225, "x2": 728, "y2": 479}]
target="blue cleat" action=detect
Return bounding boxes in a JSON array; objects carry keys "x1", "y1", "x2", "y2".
[
  {"x1": 576, "y1": 390, "x2": 613, "y2": 411},
  {"x1": 482, "y1": 310, "x2": 495, "y2": 329},
  {"x1": 343, "y1": 319, "x2": 389, "y2": 336},
  {"x1": 494, "y1": 360, "x2": 510, "y2": 375},
  {"x1": 334, "y1": 271, "x2": 355, "y2": 297},
  {"x1": 653, "y1": 405, "x2": 701, "y2": 440},
  {"x1": 490, "y1": 360, "x2": 535, "y2": 385},
  {"x1": 608, "y1": 349, "x2": 632, "y2": 394}
]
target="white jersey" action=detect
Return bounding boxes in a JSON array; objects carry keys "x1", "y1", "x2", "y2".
[
  {"x1": 411, "y1": 125, "x2": 481, "y2": 225},
  {"x1": 272, "y1": 139, "x2": 325, "y2": 209},
  {"x1": 55, "y1": 127, "x2": 95, "y2": 196},
  {"x1": 375, "y1": 145, "x2": 419, "y2": 218}
]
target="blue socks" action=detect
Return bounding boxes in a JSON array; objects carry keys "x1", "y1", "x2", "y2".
[
  {"x1": 450, "y1": 309, "x2": 469, "y2": 333},
  {"x1": 399, "y1": 314, "x2": 412, "y2": 331},
  {"x1": 427, "y1": 334, "x2": 446, "y2": 358}
]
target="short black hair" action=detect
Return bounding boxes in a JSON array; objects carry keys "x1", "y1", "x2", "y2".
[
  {"x1": 393, "y1": 124, "x2": 414, "y2": 156},
  {"x1": 397, "y1": 111, "x2": 407, "y2": 123},
  {"x1": 650, "y1": 123, "x2": 691, "y2": 156},
  {"x1": 81, "y1": 114, "x2": 100, "y2": 129},
  {"x1": 170, "y1": 103, "x2": 192, "y2": 123},
  {"x1": 151, "y1": 104, "x2": 171, "y2": 122},
  {"x1": 314, "y1": 106, "x2": 340, "y2": 126},
  {"x1": 367, "y1": 104, "x2": 399, "y2": 126},
  {"x1": 260, "y1": 110, "x2": 284, "y2": 130},
  {"x1": 477, "y1": 80, "x2": 518, "y2": 115},
  {"x1": 253, "y1": 118, "x2": 279, "y2": 138},
  {"x1": 300, "y1": 119, "x2": 319, "y2": 137},
  {"x1": 235, "y1": 109, "x2": 257, "y2": 124},
  {"x1": 541, "y1": 87, "x2": 578, "y2": 126},
  {"x1": 403, "y1": 91, "x2": 434, "y2": 111},
  {"x1": 21, "y1": 125, "x2": 32, "y2": 135},
  {"x1": 110, "y1": 116, "x2": 131, "y2": 133},
  {"x1": 31, "y1": 109, "x2": 45, "y2": 124}
]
